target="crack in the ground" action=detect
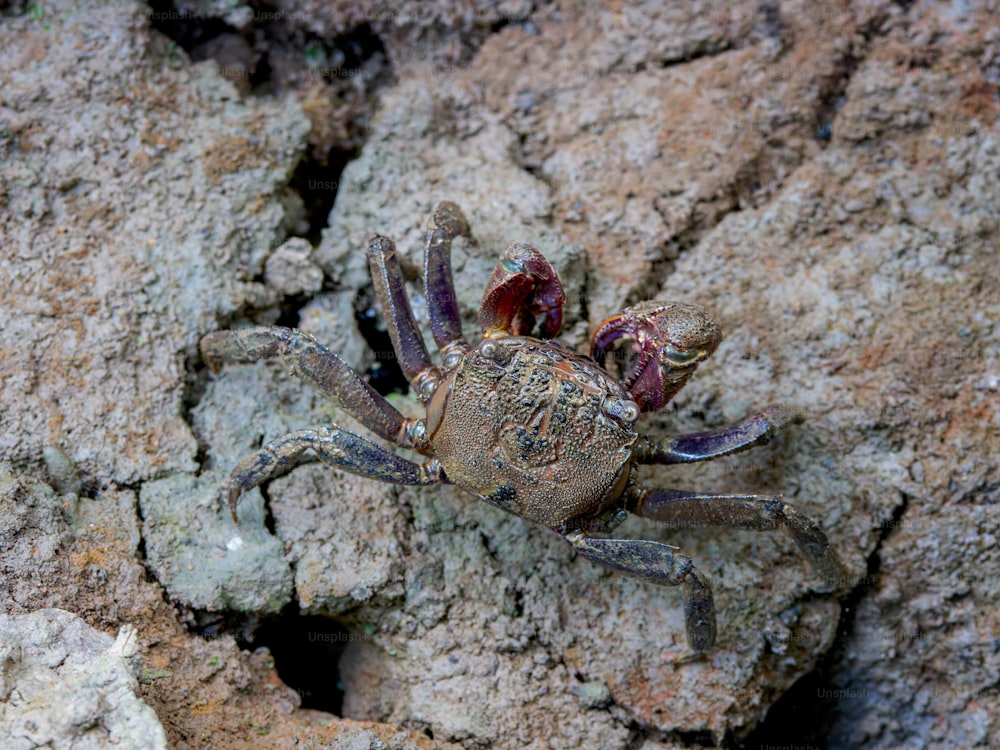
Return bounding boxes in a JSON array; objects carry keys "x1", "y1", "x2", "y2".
[
  {"x1": 743, "y1": 489, "x2": 911, "y2": 748},
  {"x1": 142, "y1": 6, "x2": 400, "y2": 722},
  {"x1": 638, "y1": 3, "x2": 910, "y2": 307},
  {"x1": 811, "y1": 4, "x2": 910, "y2": 148}
]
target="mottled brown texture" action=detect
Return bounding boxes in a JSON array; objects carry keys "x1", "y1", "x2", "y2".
[{"x1": 430, "y1": 337, "x2": 636, "y2": 525}]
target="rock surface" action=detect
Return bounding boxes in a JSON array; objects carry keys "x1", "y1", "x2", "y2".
[
  {"x1": 0, "y1": 609, "x2": 168, "y2": 750},
  {"x1": 1, "y1": 0, "x2": 998, "y2": 748}
]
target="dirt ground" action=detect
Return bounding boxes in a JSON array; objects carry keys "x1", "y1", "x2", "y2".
[{"x1": 2, "y1": 0, "x2": 999, "y2": 748}]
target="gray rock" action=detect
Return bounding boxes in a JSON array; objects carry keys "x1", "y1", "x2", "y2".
[
  {"x1": 265, "y1": 238, "x2": 326, "y2": 296},
  {"x1": 139, "y1": 471, "x2": 293, "y2": 613},
  {"x1": 0, "y1": 609, "x2": 167, "y2": 750},
  {"x1": 0, "y1": 0, "x2": 309, "y2": 488}
]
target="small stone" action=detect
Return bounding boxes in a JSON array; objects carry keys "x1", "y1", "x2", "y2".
[
  {"x1": 264, "y1": 238, "x2": 325, "y2": 296},
  {"x1": 575, "y1": 680, "x2": 612, "y2": 708}
]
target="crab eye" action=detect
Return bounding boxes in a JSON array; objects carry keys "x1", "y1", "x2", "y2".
[
  {"x1": 480, "y1": 340, "x2": 511, "y2": 365},
  {"x1": 602, "y1": 396, "x2": 640, "y2": 424},
  {"x1": 501, "y1": 258, "x2": 523, "y2": 274},
  {"x1": 619, "y1": 401, "x2": 640, "y2": 422},
  {"x1": 661, "y1": 347, "x2": 702, "y2": 366}
]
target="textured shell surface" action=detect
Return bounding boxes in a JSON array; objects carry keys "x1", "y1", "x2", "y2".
[{"x1": 429, "y1": 337, "x2": 637, "y2": 527}]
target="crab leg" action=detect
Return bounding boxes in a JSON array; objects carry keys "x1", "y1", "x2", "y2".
[
  {"x1": 626, "y1": 488, "x2": 850, "y2": 588},
  {"x1": 479, "y1": 243, "x2": 566, "y2": 338},
  {"x1": 201, "y1": 326, "x2": 428, "y2": 450},
  {"x1": 561, "y1": 529, "x2": 716, "y2": 651},
  {"x1": 225, "y1": 425, "x2": 446, "y2": 522},
  {"x1": 367, "y1": 235, "x2": 443, "y2": 400},
  {"x1": 633, "y1": 405, "x2": 798, "y2": 464},
  {"x1": 423, "y1": 201, "x2": 471, "y2": 358}
]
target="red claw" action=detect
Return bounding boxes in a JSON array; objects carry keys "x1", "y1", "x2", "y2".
[
  {"x1": 479, "y1": 243, "x2": 566, "y2": 338},
  {"x1": 590, "y1": 302, "x2": 722, "y2": 413}
]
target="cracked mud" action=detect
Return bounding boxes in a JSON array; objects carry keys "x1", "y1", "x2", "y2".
[{"x1": 2, "y1": 0, "x2": 999, "y2": 748}]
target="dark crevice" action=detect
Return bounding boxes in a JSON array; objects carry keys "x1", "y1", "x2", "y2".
[
  {"x1": 635, "y1": 39, "x2": 737, "y2": 73},
  {"x1": 576, "y1": 265, "x2": 590, "y2": 326},
  {"x1": 512, "y1": 587, "x2": 524, "y2": 618},
  {"x1": 478, "y1": 530, "x2": 497, "y2": 560},
  {"x1": 146, "y1": 0, "x2": 389, "y2": 91},
  {"x1": 248, "y1": 606, "x2": 351, "y2": 713},
  {"x1": 811, "y1": 4, "x2": 910, "y2": 147},
  {"x1": 257, "y1": 483, "x2": 278, "y2": 537},
  {"x1": 133, "y1": 510, "x2": 155, "y2": 587},
  {"x1": 288, "y1": 151, "x2": 354, "y2": 245},
  {"x1": 742, "y1": 491, "x2": 911, "y2": 748},
  {"x1": 132, "y1": 485, "x2": 180, "y2": 591},
  {"x1": 354, "y1": 285, "x2": 409, "y2": 397},
  {"x1": 189, "y1": 605, "x2": 351, "y2": 713},
  {"x1": 616, "y1": 718, "x2": 724, "y2": 750},
  {"x1": 271, "y1": 291, "x2": 317, "y2": 330},
  {"x1": 674, "y1": 729, "x2": 723, "y2": 747},
  {"x1": 145, "y1": 0, "x2": 232, "y2": 52},
  {"x1": 180, "y1": 351, "x2": 213, "y2": 474}
]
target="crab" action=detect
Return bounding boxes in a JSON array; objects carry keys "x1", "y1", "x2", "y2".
[{"x1": 201, "y1": 202, "x2": 848, "y2": 652}]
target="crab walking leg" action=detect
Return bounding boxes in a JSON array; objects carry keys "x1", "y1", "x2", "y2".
[
  {"x1": 633, "y1": 405, "x2": 799, "y2": 464},
  {"x1": 367, "y1": 235, "x2": 442, "y2": 400},
  {"x1": 226, "y1": 426, "x2": 446, "y2": 522},
  {"x1": 561, "y1": 530, "x2": 717, "y2": 651},
  {"x1": 627, "y1": 488, "x2": 849, "y2": 588},
  {"x1": 200, "y1": 327, "x2": 427, "y2": 450},
  {"x1": 423, "y1": 201, "x2": 471, "y2": 356}
]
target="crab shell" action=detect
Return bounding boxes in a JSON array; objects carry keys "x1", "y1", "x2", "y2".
[{"x1": 426, "y1": 336, "x2": 640, "y2": 527}]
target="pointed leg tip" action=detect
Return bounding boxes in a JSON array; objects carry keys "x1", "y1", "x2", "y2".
[
  {"x1": 689, "y1": 631, "x2": 716, "y2": 653},
  {"x1": 199, "y1": 331, "x2": 229, "y2": 372},
  {"x1": 762, "y1": 403, "x2": 804, "y2": 429},
  {"x1": 227, "y1": 487, "x2": 243, "y2": 525}
]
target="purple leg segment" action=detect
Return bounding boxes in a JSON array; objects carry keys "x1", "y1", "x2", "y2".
[
  {"x1": 225, "y1": 426, "x2": 446, "y2": 522},
  {"x1": 562, "y1": 530, "x2": 716, "y2": 651},
  {"x1": 627, "y1": 488, "x2": 849, "y2": 588},
  {"x1": 423, "y1": 201, "x2": 471, "y2": 355},
  {"x1": 367, "y1": 235, "x2": 442, "y2": 400},
  {"x1": 634, "y1": 405, "x2": 799, "y2": 464},
  {"x1": 200, "y1": 326, "x2": 425, "y2": 449}
]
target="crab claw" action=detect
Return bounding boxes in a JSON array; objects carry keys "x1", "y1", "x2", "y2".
[
  {"x1": 591, "y1": 302, "x2": 722, "y2": 413},
  {"x1": 479, "y1": 243, "x2": 566, "y2": 338}
]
